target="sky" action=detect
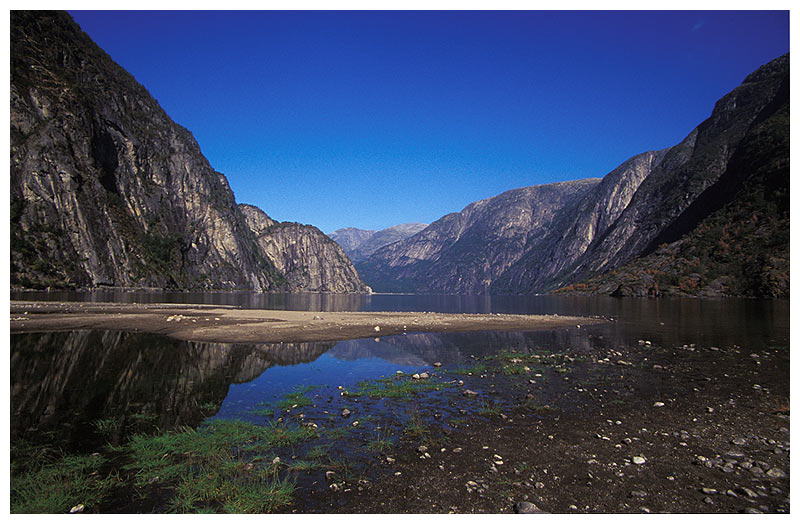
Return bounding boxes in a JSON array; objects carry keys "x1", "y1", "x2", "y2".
[{"x1": 66, "y1": 9, "x2": 789, "y2": 233}]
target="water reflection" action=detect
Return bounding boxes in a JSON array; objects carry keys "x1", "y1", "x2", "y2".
[
  {"x1": 10, "y1": 292, "x2": 788, "y2": 454},
  {"x1": 10, "y1": 331, "x2": 334, "y2": 451},
  {"x1": 11, "y1": 328, "x2": 599, "y2": 450}
]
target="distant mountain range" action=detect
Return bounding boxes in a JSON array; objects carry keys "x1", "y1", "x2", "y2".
[
  {"x1": 329, "y1": 223, "x2": 428, "y2": 262},
  {"x1": 355, "y1": 54, "x2": 788, "y2": 298},
  {"x1": 10, "y1": 11, "x2": 368, "y2": 293}
]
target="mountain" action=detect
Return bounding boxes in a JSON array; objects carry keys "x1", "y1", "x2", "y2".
[
  {"x1": 10, "y1": 11, "x2": 367, "y2": 293},
  {"x1": 359, "y1": 54, "x2": 789, "y2": 297},
  {"x1": 328, "y1": 227, "x2": 376, "y2": 255},
  {"x1": 330, "y1": 222, "x2": 428, "y2": 262},
  {"x1": 356, "y1": 179, "x2": 602, "y2": 293},
  {"x1": 555, "y1": 57, "x2": 789, "y2": 298},
  {"x1": 239, "y1": 205, "x2": 370, "y2": 293}
]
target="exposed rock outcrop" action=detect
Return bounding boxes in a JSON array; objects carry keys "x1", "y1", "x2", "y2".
[
  {"x1": 239, "y1": 204, "x2": 370, "y2": 293},
  {"x1": 356, "y1": 179, "x2": 602, "y2": 293},
  {"x1": 357, "y1": 54, "x2": 789, "y2": 297},
  {"x1": 10, "y1": 11, "x2": 368, "y2": 294}
]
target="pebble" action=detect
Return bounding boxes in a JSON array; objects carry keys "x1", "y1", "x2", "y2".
[
  {"x1": 69, "y1": 504, "x2": 85, "y2": 514},
  {"x1": 738, "y1": 487, "x2": 759, "y2": 498},
  {"x1": 701, "y1": 487, "x2": 717, "y2": 495},
  {"x1": 653, "y1": 402, "x2": 665, "y2": 407},
  {"x1": 433, "y1": 362, "x2": 442, "y2": 367},
  {"x1": 325, "y1": 471, "x2": 336, "y2": 480},
  {"x1": 462, "y1": 389, "x2": 478, "y2": 397},
  {"x1": 341, "y1": 408, "x2": 351, "y2": 418},
  {"x1": 766, "y1": 467, "x2": 786, "y2": 478},
  {"x1": 632, "y1": 456, "x2": 646, "y2": 465},
  {"x1": 452, "y1": 447, "x2": 463, "y2": 453},
  {"x1": 630, "y1": 490, "x2": 647, "y2": 498},
  {"x1": 515, "y1": 501, "x2": 546, "y2": 514}
]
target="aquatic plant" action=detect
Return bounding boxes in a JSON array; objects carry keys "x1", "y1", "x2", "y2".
[
  {"x1": 11, "y1": 453, "x2": 122, "y2": 513},
  {"x1": 477, "y1": 400, "x2": 503, "y2": 416},
  {"x1": 403, "y1": 412, "x2": 431, "y2": 441},
  {"x1": 92, "y1": 417, "x2": 122, "y2": 438},
  {"x1": 288, "y1": 459, "x2": 322, "y2": 472},
  {"x1": 122, "y1": 419, "x2": 308, "y2": 512},
  {"x1": 351, "y1": 376, "x2": 447, "y2": 399},
  {"x1": 447, "y1": 364, "x2": 488, "y2": 375},
  {"x1": 306, "y1": 444, "x2": 332, "y2": 461},
  {"x1": 366, "y1": 433, "x2": 396, "y2": 452}
]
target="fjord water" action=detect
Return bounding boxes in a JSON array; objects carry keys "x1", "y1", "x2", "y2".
[{"x1": 11, "y1": 293, "x2": 787, "y2": 454}]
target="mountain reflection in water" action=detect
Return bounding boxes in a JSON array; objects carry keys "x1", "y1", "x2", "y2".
[
  {"x1": 11, "y1": 328, "x2": 602, "y2": 451},
  {"x1": 10, "y1": 296, "x2": 788, "y2": 455}
]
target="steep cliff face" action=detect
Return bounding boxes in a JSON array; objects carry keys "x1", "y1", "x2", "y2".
[
  {"x1": 358, "y1": 54, "x2": 789, "y2": 297},
  {"x1": 239, "y1": 204, "x2": 370, "y2": 293},
  {"x1": 10, "y1": 11, "x2": 367, "y2": 294},
  {"x1": 491, "y1": 149, "x2": 668, "y2": 294},
  {"x1": 561, "y1": 54, "x2": 789, "y2": 286},
  {"x1": 10, "y1": 11, "x2": 285, "y2": 291},
  {"x1": 555, "y1": 57, "x2": 789, "y2": 298},
  {"x1": 356, "y1": 179, "x2": 601, "y2": 293}
]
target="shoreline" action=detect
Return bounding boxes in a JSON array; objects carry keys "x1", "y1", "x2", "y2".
[{"x1": 9, "y1": 301, "x2": 604, "y2": 343}]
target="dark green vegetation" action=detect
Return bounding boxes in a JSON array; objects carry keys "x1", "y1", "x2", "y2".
[
  {"x1": 344, "y1": 376, "x2": 451, "y2": 399},
  {"x1": 555, "y1": 57, "x2": 789, "y2": 298},
  {"x1": 9, "y1": 372, "x2": 455, "y2": 513}
]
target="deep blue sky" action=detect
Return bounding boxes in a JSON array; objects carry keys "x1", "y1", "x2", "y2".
[{"x1": 68, "y1": 10, "x2": 788, "y2": 233}]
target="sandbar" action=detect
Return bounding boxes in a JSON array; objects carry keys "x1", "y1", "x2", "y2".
[{"x1": 10, "y1": 300, "x2": 604, "y2": 343}]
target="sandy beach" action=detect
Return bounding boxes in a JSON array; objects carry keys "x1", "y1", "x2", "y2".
[{"x1": 9, "y1": 301, "x2": 602, "y2": 343}]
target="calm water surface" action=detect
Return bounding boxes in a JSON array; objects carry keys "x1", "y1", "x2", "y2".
[{"x1": 11, "y1": 293, "x2": 788, "y2": 455}]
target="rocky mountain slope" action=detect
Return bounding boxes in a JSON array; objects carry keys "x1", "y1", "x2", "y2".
[
  {"x1": 358, "y1": 54, "x2": 789, "y2": 297},
  {"x1": 356, "y1": 179, "x2": 602, "y2": 293},
  {"x1": 10, "y1": 11, "x2": 367, "y2": 293},
  {"x1": 239, "y1": 205, "x2": 371, "y2": 293},
  {"x1": 555, "y1": 60, "x2": 789, "y2": 298},
  {"x1": 330, "y1": 222, "x2": 428, "y2": 262}
]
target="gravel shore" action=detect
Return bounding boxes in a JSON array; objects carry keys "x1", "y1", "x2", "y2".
[{"x1": 10, "y1": 301, "x2": 603, "y2": 343}]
